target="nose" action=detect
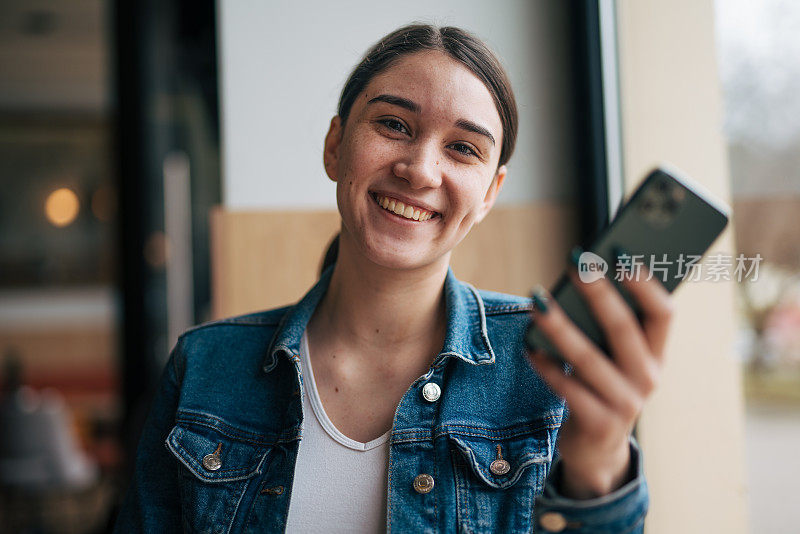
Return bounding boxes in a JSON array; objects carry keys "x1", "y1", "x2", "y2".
[{"x1": 392, "y1": 140, "x2": 442, "y2": 190}]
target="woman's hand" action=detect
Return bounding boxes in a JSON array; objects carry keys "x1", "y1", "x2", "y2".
[{"x1": 526, "y1": 250, "x2": 674, "y2": 499}]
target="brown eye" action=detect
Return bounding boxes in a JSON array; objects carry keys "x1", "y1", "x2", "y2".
[
  {"x1": 450, "y1": 143, "x2": 478, "y2": 157},
  {"x1": 378, "y1": 118, "x2": 409, "y2": 135}
]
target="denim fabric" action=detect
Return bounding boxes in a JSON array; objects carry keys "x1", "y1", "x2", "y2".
[{"x1": 114, "y1": 265, "x2": 648, "y2": 533}]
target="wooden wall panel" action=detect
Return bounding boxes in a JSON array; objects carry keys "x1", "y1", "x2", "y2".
[{"x1": 210, "y1": 203, "x2": 579, "y2": 319}]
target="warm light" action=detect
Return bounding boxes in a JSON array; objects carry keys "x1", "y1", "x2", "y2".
[{"x1": 45, "y1": 188, "x2": 80, "y2": 227}]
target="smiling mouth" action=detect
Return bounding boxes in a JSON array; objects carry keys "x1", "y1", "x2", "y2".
[{"x1": 370, "y1": 192, "x2": 440, "y2": 222}]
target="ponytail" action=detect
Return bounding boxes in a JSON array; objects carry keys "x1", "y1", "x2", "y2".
[{"x1": 320, "y1": 233, "x2": 340, "y2": 276}]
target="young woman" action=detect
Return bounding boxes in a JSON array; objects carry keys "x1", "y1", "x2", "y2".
[{"x1": 115, "y1": 24, "x2": 673, "y2": 533}]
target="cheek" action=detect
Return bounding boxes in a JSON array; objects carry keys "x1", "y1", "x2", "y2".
[
  {"x1": 342, "y1": 131, "x2": 393, "y2": 177},
  {"x1": 451, "y1": 179, "x2": 488, "y2": 211}
]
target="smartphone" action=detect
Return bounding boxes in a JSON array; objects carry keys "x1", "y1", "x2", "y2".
[{"x1": 525, "y1": 165, "x2": 730, "y2": 361}]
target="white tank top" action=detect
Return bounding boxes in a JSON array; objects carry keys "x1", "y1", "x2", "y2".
[{"x1": 284, "y1": 330, "x2": 391, "y2": 533}]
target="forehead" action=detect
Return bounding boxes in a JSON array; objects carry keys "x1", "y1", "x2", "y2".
[{"x1": 359, "y1": 50, "x2": 502, "y2": 135}]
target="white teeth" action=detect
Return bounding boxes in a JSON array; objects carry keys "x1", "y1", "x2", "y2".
[{"x1": 375, "y1": 194, "x2": 435, "y2": 221}]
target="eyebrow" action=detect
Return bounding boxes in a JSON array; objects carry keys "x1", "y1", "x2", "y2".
[
  {"x1": 368, "y1": 94, "x2": 420, "y2": 113},
  {"x1": 454, "y1": 118, "x2": 496, "y2": 147},
  {"x1": 367, "y1": 93, "x2": 496, "y2": 146}
]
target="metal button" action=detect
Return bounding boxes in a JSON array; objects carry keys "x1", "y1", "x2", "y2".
[
  {"x1": 412, "y1": 473, "x2": 435, "y2": 494},
  {"x1": 539, "y1": 511, "x2": 568, "y2": 532},
  {"x1": 490, "y1": 444, "x2": 511, "y2": 475},
  {"x1": 202, "y1": 443, "x2": 222, "y2": 471},
  {"x1": 202, "y1": 453, "x2": 221, "y2": 471},
  {"x1": 421, "y1": 382, "x2": 441, "y2": 402},
  {"x1": 490, "y1": 458, "x2": 511, "y2": 475}
]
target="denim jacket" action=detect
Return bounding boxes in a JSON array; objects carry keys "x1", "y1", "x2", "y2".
[{"x1": 115, "y1": 265, "x2": 648, "y2": 533}]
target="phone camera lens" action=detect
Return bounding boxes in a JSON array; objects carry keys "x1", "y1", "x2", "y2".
[
  {"x1": 638, "y1": 185, "x2": 677, "y2": 228},
  {"x1": 665, "y1": 198, "x2": 680, "y2": 213}
]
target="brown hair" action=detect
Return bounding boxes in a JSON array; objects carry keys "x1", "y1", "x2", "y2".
[{"x1": 337, "y1": 23, "x2": 518, "y2": 170}]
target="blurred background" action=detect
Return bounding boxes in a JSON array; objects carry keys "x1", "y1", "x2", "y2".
[
  {"x1": 0, "y1": 0, "x2": 796, "y2": 532},
  {"x1": 0, "y1": 0, "x2": 218, "y2": 531}
]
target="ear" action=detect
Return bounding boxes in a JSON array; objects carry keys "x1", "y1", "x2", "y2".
[
  {"x1": 475, "y1": 165, "x2": 506, "y2": 224},
  {"x1": 323, "y1": 115, "x2": 344, "y2": 182}
]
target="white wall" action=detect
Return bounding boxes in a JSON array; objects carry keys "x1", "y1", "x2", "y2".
[{"x1": 217, "y1": 0, "x2": 579, "y2": 210}]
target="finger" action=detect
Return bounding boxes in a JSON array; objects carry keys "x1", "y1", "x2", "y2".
[
  {"x1": 616, "y1": 261, "x2": 674, "y2": 360},
  {"x1": 529, "y1": 350, "x2": 628, "y2": 429},
  {"x1": 566, "y1": 267, "x2": 660, "y2": 396},
  {"x1": 529, "y1": 288, "x2": 644, "y2": 412}
]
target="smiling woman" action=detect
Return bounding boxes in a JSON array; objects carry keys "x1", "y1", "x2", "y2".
[
  {"x1": 114, "y1": 23, "x2": 671, "y2": 534},
  {"x1": 324, "y1": 48, "x2": 510, "y2": 273}
]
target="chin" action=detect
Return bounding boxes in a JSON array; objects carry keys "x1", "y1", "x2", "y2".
[
  {"x1": 366, "y1": 247, "x2": 425, "y2": 271},
  {"x1": 359, "y1": 238, "x2": 439, "y2": 272}
]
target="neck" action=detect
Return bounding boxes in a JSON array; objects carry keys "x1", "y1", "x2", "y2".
[{"x1": 310, "y1": 233, "x2": 449, "y2": 360}]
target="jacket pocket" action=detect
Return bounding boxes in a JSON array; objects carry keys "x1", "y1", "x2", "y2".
[
  {"x1": 449, "y1": 426, "x2": 553, "y2": 534},
  {"x1": 167, "y1": 420, "x2": 272, "y2": 533}
]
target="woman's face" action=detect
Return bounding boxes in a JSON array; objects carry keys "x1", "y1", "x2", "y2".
[{"x1": 323, "y1": 50, "x2": 507, "y2": 272}]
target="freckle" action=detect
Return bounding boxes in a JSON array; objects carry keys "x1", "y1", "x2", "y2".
[
  {"x1": 332, "y1": 354, "x2": 336, "y2": 359},
  {"x1": 335, "y1": 387, "x2": 339, "y2": 393},
  {"x1": 436, "y1": 161, "x2": 439, "y2": 165},
  {"x1": 376, "y1": 328, "x2": 379, "y2": 333}
]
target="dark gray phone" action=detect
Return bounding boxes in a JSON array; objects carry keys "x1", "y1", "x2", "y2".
[{"x1": 525, "y1": 165, "x2": 730, "y2": 361}]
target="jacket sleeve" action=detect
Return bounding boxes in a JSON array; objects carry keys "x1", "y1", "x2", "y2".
[
  {"x1": 533, "y1": 436, "x2": 648, "y2": 534},
  {"x1": 113, "y1": 339, "x2": 185, "y2": 532}
]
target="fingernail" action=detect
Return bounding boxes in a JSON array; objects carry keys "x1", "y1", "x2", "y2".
[
  {"x1": 568, "y1": 246, "x2": 583, "y2": 268},
  {"x1": 530, "y1": 285, "x2": 549, "y2": 313}
]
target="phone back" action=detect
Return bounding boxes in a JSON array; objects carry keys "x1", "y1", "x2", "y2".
[{"x1": 527, "y1": 166, "x2": 730, "y2": 359}]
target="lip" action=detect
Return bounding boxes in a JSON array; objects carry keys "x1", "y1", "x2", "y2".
[{"x1": 369, "y1": 190, "x2": 441, "y2": 216}]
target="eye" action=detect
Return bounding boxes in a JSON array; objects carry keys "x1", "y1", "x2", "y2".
[
  {"x1": 377, "y1": 118, "x2": 409, "y2": 135},
  {"x1": 450, "y1": 142, "x2": 478, "y2": 158}
]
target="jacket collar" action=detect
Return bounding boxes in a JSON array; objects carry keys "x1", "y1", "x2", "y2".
[{"x1": 262, "y1": 265, "x2": 495, "y2": 373}]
